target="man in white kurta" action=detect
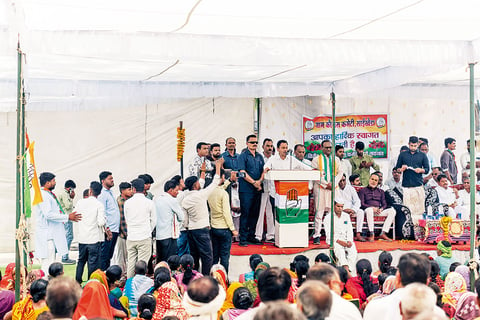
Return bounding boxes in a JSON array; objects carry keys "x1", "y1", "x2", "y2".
[
  {"x1": 324, "y1": 199, "x2": 357, "y2": 273},
  {"x1": 311, "y1": 140, "x2": 343, "y2": 244},
  {"x1": 436, "y1": 174, "x2": 467, "y2": 219},
  {"x1": 35, "y1": 172, "x2": 81, "y2": 275},
  {"x1": 336, "y1": 174, "x2": 365, "y2": 242},
  {"x1": 255, "y1": 138, "x2": 274, "y2": 242}
]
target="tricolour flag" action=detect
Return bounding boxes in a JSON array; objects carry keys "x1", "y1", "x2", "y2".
[
  {"x1": 274, "y1": 181, "x2": 309, "y2": 224},
  {"x1": 24, "y1": 135, "x2": 42, "y2": 217}
]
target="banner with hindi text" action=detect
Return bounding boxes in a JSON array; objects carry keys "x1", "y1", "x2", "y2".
[{"x1": 303, "y1": 114, "x2": 388, "y2": 160}]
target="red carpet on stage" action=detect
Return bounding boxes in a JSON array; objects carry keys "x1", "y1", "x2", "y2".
[{"x1": 231, "y1": 240, "x2": 471, "y2": 256}]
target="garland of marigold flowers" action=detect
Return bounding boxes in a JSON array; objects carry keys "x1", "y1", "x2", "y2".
[{"x1": 177, "y1": 127, "x2": 185, "y2": 161}]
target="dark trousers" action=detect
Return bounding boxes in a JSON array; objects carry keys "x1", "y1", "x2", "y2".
[
  {"x1": 210, "y1": 228, "x2": 232, "y2": 273},
  {"x1": 76, "y1": 242, "x2": 101, "y2": 284},
  {"x1": 100, "y1": 232, "x2": 118, "y2": 270},
  {"x1": 187, "y1": 228, "x2": 213, "y2": 275},
  {"x1": 239, "y1": 192, "x2": 262, "y2": 242},
  {"x1": 177, "y1": 230, "x2": 190, "y2": 256},
  {"x1": 156, "y1": 238, "x2": 178, "y2": 263}
]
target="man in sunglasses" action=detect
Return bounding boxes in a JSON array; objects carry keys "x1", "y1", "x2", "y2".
[{"x1": 237, "y1": 134, "x2": 265, "y2": 247}]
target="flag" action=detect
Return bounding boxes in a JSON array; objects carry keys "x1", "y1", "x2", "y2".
[{"x1": 24, "y1": 135, "x2": 42, "y2": 217}]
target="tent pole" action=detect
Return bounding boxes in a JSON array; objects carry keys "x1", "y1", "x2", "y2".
[
  {"x1": 469, "y1": 62, "x2": 476, "y2": 290},
  {"x1": 330, "y1": 92, "x2": 336, "y2": 257},
  {"x1": 15, "y1": 39, "x2": 23, "y2": 302}
]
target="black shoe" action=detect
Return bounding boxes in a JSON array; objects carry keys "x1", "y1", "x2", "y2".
[
  {"x1": 239, "y1": 241, "x2": 248, "y2": 247},
  {"x1": 248, "y1": 238, "x2": 263, "y2": 245},
  {"x1": 313, "y1": 237, "x2": 320, "y2": 244},
  {"x1": 61, "y1": 258, "x2": 76, "y2": 265},
  {"x1": 265, "y1": 238, "x2": 275, "y2": 243}
]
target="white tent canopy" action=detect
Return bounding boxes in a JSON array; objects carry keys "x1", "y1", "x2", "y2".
[{"x1": 1, "y1": 0, "x2": 480, "y2": 110}]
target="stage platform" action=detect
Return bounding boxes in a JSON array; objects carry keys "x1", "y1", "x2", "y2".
[{"x1": 228, "y1": 240, "x2": 474, "y2": 282}]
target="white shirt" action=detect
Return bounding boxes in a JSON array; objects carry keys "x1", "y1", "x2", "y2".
[
  {"x1": 339, "y1": 158, "x2": 352, "y2": 181},
  {"x1": 124, "y1": 193, "x2": 156, "y2": 241},
  {"x1": 385, "y1": 178, "x2": 403, "y2": 192},
  {"x1": 75, "y1": 196, "x2": 106, "y2": 244},
  {"x1": 337, "y1": 185, "x2": 361, "y2": 211},
  {"x1": 327, "y1": 290, "x2": 362, "y2": 320},
  {"x1": 262, "y1": 153, "x2": 272, "y2": 194},
  {"x1": 182, "y1": 175, "x2": 220, "y2": 230},
  {"x1": 457, "y1": 188, "x2": 480, "y2": 206},
  {"x1": 264, "y1": 154, "x2": 312, "y2": 197},
  {"x1": 460, "y1": 151, "x2": 480, "y2": 173},
  {"x1": 363, "y1": 287, "x2": 446, "y2": 320},
  {"x1": 155, "y1": 192, "x2": 184, "y2": 240},
  {"x1": 324, "y1": 212, "x2": 354, "y2": 244},
  {"x1": 436, "y1": 186, "x2": 457, "y2": 206}
]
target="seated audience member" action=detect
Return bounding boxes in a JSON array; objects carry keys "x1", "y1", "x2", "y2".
[
  {"x1": 243, "y1": 262, "x2": 270, "y2": 303},
  {"x1": 441, "y1": 272, "x2": 469, "y2": 318},
  {"x1": 73, "y1": 278, "x2": 114, "y2": 320},
  {"x1": 306, "y1": 263, "x2": 362, "y2": 320},
  {"x1": 436, "y1": 174, "x2": 467, "y2": 219},
  {"x1": 253, "y1": 301, "x2": 306, "y2": 320},
  {"x1": 132, "y1": 294, "x2": 156, "y2": 320},
  {"x1": 239, "y1": 254, "x2": 263, "y2": 283},
  {"x1": 384, "y1": 168, "x2": 403, "y2": 193},
  {"x1": 167, "y1": 255, "x2": 182, "y2": 277},
  {"x1": 349, "y1": 174, "x2": 361, "y2": 187},
  {"x1": 314, "y1": 253, "x2": 331, "y2": 264},
  {"x1": 152, "y1": 268, "x2": 188, "y2": 320},
  {"x1": 46, "y1": 276, "x2": 82, "y2": 320},
  {"x1": 221, "y1": 287, "x2": 254, "y2": 320},
  {"x1": 336, "y1": 174, "x2": 365, "y2": 242},
  {"x1": 345, "y1": 259, "x2": 378, "y2": 308},
  {"x1": 7, "y1": 279, "x2": 49, "y2": 320},
  {"x1": 426, "y1": 167, "x2": 443, "y2": 188},
  {"x1": 324, "y1": 200, "x2": 357, "y2": 273},
  {"x1": 236, "y1": 267, "x2": 292, "y2": 320},
  {"x1": 124, "y1": 260, "x2": 155, "y2": 317},
  {"x1": 296, "y1": 280, "x2": 332, "y2": 320},
  {"x1": 449, "y1": 262, "x2": 461, "y2": 272},
  {"x1": 399, "y1": 283, "x2": 437, "y2": 320},
  {"x1": 457, "y1": 176, "x2": 480, "y2": 221},
  {"x1": 363, "y1": 253, "x2": 446, "y2": 320},
  {"x1": 174, "y1": 254, "x2": 203, "y2": 294},
  {"x1": 106, "y1": 265, "x2": 129, "y2": 317},
  {"x1": 183, "y1": 276, "x2": 226, "y2": 320},
  {"x1": 289, "y1": 256, "x2": 309, "y2": 289},
  {"x1": 219, "y1": 282, "x2": 242, "y2": 317},
  {"x1": 358, "y1": 173, "x2": 396, "y2": 241},
  {"x1": 336, "y1": 266, "x2": 353, "y2": 299},
  {"x1": 373, "y1": 251, "x2": 393, "y2": 277},
  {"x1": 211, "y1": 264, "x2": 229, "y2": 292},
  {"x1": 48, "y1": 263, "x2": 63, "y2": 279},
  {"x1": 435, "y1": 240, "x2": 458, "y2": 280},
  {"x1": 429, "y1": 261, "x2": 444, "y2": 290}
]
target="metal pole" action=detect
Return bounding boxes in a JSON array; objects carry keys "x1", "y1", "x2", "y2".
[
  {"x1": 330, "y1": 92, "x2": 336, "y2": 255},
  {"x1": 180, "y1": 121, "x2": 184, "y2": 178},
  {"x1": 15, "y1": 39, "x2": 23, "y2": 302},
  {"x1": 469, "y1": 62, "x2": 476, "y2": 290}
]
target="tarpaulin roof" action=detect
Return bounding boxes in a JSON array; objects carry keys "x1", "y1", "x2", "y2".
[{"x1": 1, "y1": 0, "x2": 480, "y2": 109}]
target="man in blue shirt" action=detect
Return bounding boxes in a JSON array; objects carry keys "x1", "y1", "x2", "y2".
[
  {"x1": 222, "y1": 137, "x2": 240, "y2": 171},
  {"x1": 396, "y1": 136, "x2": 429, "y2": 225},
  {"x1": 97, "y1": 170, "x2": 119, "y2": 270},
  {"x1": 237, "y1": 134, "x2": 265, "y2": 246}
]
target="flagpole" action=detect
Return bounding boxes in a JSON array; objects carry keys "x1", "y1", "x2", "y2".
[
  {"x1": 468, "y1": 62, "x2": 476, "y2": 290},
  {"x1": 330, "y1": 91, "x2": 336, "y2": 257},
  {"x1": 15, "y1": 38, "x2": 24, "y2": 302}
]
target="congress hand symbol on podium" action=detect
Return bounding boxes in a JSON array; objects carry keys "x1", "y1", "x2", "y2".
[{"x1": 285, "y1": 188, "x2": 302, "y2": 217}]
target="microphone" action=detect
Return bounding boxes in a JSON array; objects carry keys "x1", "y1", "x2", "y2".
[{"x1": 288, "y1": 149, "x2": 293, "y2": 155}]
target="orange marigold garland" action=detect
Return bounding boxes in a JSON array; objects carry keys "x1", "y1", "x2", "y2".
[{"x1": 177, "y1": 127, "x2": 185, "y2": 161}]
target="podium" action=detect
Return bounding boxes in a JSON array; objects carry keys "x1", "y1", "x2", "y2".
[{"x1": 265, "y1": 170, "x2": 319, "y2": 248}]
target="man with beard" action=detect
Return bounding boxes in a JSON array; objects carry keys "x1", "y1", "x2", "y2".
[
  {"x1": 350, "y1": 141, "x2": 380, "y2": 186},
  {"x1": 98, "y1": 170, "x2": 120, "y2": 270},
  {"x1": 188, "y1": 142, "x2": 214, "y2": 187},
  {"x1": 35, "y1": 172, "x2": 82, "y2": 274},
  {"x1": 208, "y1": 143, "x2": 223, "y2": 161}
]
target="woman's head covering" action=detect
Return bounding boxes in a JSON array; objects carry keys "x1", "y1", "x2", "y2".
[
  {"x1": 72, "y1": 280, "x2": 114, "y2": 320},
  {"x1": 0, "y1": 290, "x2": 15, "y2": 318},
  {"x1": 442, "y1": 272, "x2": 467, "y2": 308},
  {"x1": 153, "y1": 281, "x2": 188, "y2": 320},
  {"x1": 382, "y1": 275, "x2": 396, "y2": 295},
  {"x1": 454, "y1": 291, "x2": 480, "y2": 320},
  {"x1": 89, "y1": 269, "x2": 110, "y2": 293},
  {"x1": 437, "y1": 241, "x2": 452, "y2": 258},
  {"x1": 154, "y1": 261, "x2": 171, "y2": 272},
  {"x1": 219, "y1": 282, "x2": 243, "y2": 316},
  {"x1": 455, "y1": 265, "x2": 471, "y2": 290},
  {"x1": 254, "y1": 262, "x2": 270, "y2": 281}
]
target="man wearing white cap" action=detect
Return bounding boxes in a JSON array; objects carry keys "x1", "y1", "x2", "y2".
[{"x1": 323, "y1": 198, "x2": 357, "y2": 273}]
